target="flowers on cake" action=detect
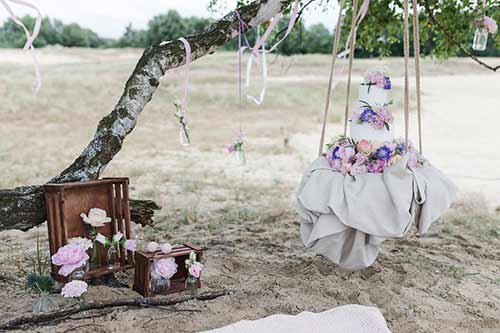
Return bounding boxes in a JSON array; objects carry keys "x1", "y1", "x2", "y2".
[
  {"x1": 364, "y1": 70, "x2": 391, "y2": 90},
  {"x1": 351, "y1": 104, "x2": 394, "y2": 131},
  {"x1": 325, "y1": 136, "x2": 425, "y2": 176}
]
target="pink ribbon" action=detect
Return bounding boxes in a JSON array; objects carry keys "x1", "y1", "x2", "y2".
[
  {"x1": 245, "y1": 27, "x2": 268, "y2": 105},
  {"x1": 178, "y1": 37, "x2": 191, "y2": 117},
  {"x1": 0, "y1": 0, "x2": 42, "y2": 92}
]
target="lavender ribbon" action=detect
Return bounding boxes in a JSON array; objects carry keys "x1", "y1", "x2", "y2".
[
  {"x1": 0, "y1": 0, "x2": 42, "y2": 92},
  {"x1": 178, "y1": 37, "x2": 191, "y2": 117},
  {"x1": 338, "y1": 0, "x2": 371, "y2": 58}
]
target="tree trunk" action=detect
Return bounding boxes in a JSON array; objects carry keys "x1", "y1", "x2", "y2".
[{"x1": 0, "y1": 0, "x2": 294, "y2": 231}]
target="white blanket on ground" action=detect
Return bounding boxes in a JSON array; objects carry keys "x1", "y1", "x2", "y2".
[
  {"x1": 200, "y1": 305, "x2": 391, "y2": 333},
  {"x1": 297, "y1": 155, "x2": 457, "y2": 269}
]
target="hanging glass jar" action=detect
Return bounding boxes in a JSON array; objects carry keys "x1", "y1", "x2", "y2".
[
  {"x1": 150, "y1": 275, "x2": 171, "y2": 294},
  {"x1": 472, "y1": 27, "x2": 488, "y2": 51},
  {"x1": 235, "y1": 149, "x2": 246, "y2": 165},
  {"x1": 180, "y1": 126, "x2": 190, "y2": 146},
  {"x1": 32, "y1": 293, "x2": 58, "y2": 314},
  {"x1": 68, "y1": 261, "x2": 89, "y2": 281},
  {"x1": 107, "y1": 245, "x2": 120, "y2": 269}
]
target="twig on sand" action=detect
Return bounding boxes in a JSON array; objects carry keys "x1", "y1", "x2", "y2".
[
  {"x1": 0, "y1": 289, "x2": 231, "y2": 330},
  {"x1": 61, "y1": 323, "x2": 104, "y2": 333}
]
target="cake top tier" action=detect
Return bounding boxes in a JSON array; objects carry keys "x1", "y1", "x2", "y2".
[{"x1": 362, "y1": 69, "x2": 392, "y2": 91}]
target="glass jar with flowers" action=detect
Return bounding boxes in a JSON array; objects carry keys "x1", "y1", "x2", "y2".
[
  {"x1": 227, "y1": 131, "x2": 246, "y2": 166},
  {"x1": 95, "y1": 232, "x2": 137, "y2": 270},
  {"x1": 185, "y1": 251, "x2": 203, "y2": 291},
  {"x1": 472, "y1": 16, "x2": 497, "y2": 51},
  {"x1": 150, "y1": 258, "x2": 178, "y2": 294},
  {"x1": 61, "y1": 280, "x2": 88, "y2": 306}
]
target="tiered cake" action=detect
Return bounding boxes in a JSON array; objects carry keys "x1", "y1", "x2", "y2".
[{"x1": 350, "y1": 70, "x2": 394, "y2": 142}]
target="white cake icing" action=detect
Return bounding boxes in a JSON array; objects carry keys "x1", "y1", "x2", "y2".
[{"x1": 349, "y1": 78, "x2": 394, "y2": 143}]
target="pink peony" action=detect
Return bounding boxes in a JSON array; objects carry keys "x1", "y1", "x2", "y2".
[
  {"x1": 338, "y1": 146, "x2": 355, "y2": 161},
  {"x1": 61, "y1": 280, "x2": 88, "y2": 298},
  {"x1": 367, "y1": 160, "x2": 386, "y2": 173},
  {"x1": 152, "y1": 258, "x2": 178, "y2": 279},
  {"x1": 51, "y1": 244, "x2": 89, "y2": 277},
  {"x1": 366, "y1": 71, "x2": 385, "y2": 87},
  {"x1": 350, "y1": 163, "x2": 368, "y2": 175},
  {"x1": 330, "y1": 158, "x2": 342, "y2": 171},
  {"x1": 124, "y1": 239, "x2": 137, "y2": 252},
  {"x1": 354, "y1": 153, "x2": 369, "y2": 165},
  {"x1": 188, "y1": 263, "x2": 202, "y2": 278},
  {"x1": 339, "y1": 162, "x2": 352, "y2": 175},
  {"x1": 373, "y1": 117, "x2": 386, "y2": 129},
  {"x1": 356, "y1": 139, "x2": 373, "y2": 154},
  {"x1": 483, "y1": 16, "x2": 498, "y2": 34}
]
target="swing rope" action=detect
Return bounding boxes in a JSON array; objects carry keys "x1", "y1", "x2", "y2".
[
  {"x1": 403, "y1": 0, "x2": 410, "y2": 148},
  {"x1": 318, "y1": 0, "x2": 346, "y2": 156},
  {"x1": 342, "y1": 0, "x2": 359, "y2": 137},
  {"x1": 412, "y1": 0, "x2": 423, "y2": 154}
]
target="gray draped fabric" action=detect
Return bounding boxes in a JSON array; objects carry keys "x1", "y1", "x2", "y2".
[{"x1": 296, "y1": 155, "x2": 457, "y2": 269}]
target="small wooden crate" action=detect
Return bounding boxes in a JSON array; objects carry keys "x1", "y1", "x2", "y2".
[
  {"x1": 133, "y1": 244, "x2": 203, "y2": 297},
  {"x1": 43, "y1": 178, "x2": 134, "y2": 281}
]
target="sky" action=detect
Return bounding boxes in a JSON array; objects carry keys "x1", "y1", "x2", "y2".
[{"x1": 0, "y1": 0, "x2": 339, "y2": 39}]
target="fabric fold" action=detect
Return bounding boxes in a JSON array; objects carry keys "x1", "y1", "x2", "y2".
[{"x1": 297, "y1": 156, "x2": 457, "y2": 269}]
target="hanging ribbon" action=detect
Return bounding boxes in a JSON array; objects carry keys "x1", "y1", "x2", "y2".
[
  {"x1": 337, "y1": 0, "x2": 371, "y2": 58},
  {"x1": 245, "y1": 27, "x2": 268, "y2": 105},
  {"x1": 175, "y1": 37, "x2": 192, "y2": 146},
  {"x1": 0, "y1": 0, "x2": 42, "y2": 92}
]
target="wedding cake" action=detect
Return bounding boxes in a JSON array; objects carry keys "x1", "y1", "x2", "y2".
[{"x1": 350, "y1": 70, "x2": 394, "y2": 142}]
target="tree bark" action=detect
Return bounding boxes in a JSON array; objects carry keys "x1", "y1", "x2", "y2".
[{"x1": 0, "y1": 0, "x2": 294, "y2": 231}]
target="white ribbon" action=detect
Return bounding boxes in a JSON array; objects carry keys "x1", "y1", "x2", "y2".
[
  {"x1": 0, "y1": 0, "x2": 42, "y2": 92},
  {"x1": 245, "y1": 27, "x2": 268, "y2": 105}
]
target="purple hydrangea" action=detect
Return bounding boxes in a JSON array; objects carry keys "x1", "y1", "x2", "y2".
[
  {"x1": 375, "y1": 146, "x2": 392, "y2": 161},
  {"x1": 360, "y1": 108, "x2": 377, "y2": 123},
  {"x1": 383, "y1": 76, "x2": 391, "y2": 90}
]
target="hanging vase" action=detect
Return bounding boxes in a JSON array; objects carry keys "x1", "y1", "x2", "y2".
[
  {"x1": 235, "y1": 149, "x2": 246, "y2": 166},
  {"x1": 472, "y1": 27, "x2": 488, "y2": 51},
  {"x1": 107, "y1": 245, "x2": 120, "y2": 269},
  {"x1": 32, "y1": 293, "x2": 58, "y2": 314},
  {"x1": 68, "y1": 261, "x2": 89, "y2": 281},
  {"x1": 180, "y1": 126, "x2": 190, "y2": 146},
  {"x1": 150, "y1": 276, "x2": 171, "y2": 294}
]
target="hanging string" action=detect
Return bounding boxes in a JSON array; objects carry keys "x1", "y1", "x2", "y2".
[
  {"x1": 0, "y1": 0, "x2": 42, "y2": 92},
  {"x1": 403, "y1": 0, "x2": 411, "y2": 148},
  {"x1": 412, "y1": 0, "x2": 423, "y2": 154},
  {"x1": 318, "y1": 0, "x2": 346, "y2": 156},
  {"x1": 237, "y1": 13, "x2": 244, "y2": 134},
  {"x1": 342, "y1": 0, "x2": 360, "y2": 136}
]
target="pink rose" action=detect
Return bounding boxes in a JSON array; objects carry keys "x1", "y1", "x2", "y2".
[
  {"x1": 124, "y1": 239, "x2": 137, "y2": 252},
  {"x1": 152, "y1": 258, "x2": 178, "y2": 279},
  {"x1": 367, "y1": 160, "x2": 386, "y2": 173},
  {"x1": 483, "y1": 16, "x2": 498, "y2": 34},
  {"x1": 188, "y1": 263, "x2": 202, "y2": 278},
  {"x1": 350, "y1": 163, "x2": 368, "y2": 175},
  {"x1": 51, "y1": 244, "x2": 89, "y2": 277},
  {"x1": 356, "y1": 139, "x2": 373, "y2": 154}
]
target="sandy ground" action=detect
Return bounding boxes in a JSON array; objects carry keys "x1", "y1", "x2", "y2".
[{"x1": 0, "y1": 49, "x2": 499, "y2": 332}]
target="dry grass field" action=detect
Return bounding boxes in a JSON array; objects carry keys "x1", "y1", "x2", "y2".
[{"x1": 0, "y1": 48, "x2": 499, "y2": 332}]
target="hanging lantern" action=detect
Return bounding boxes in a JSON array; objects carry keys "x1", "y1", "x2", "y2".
[{"x1": 472, "y1": 16, "x2": 498, "y2": 51}]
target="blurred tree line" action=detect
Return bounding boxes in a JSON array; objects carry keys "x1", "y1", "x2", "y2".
[{"x1": 0, "y1": 9, "x2": 498, "y2": 56}]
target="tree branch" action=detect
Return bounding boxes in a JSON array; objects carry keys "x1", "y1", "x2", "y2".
[
  {"x1": 0, "y1": 0, "x2": 295, "y2": 232},
  {"x1": 421, "y1": 0, "x2": 499, "y2": 72},
  {"x1": 0, "y1": 289, "x2": 231, "y2": 330}
]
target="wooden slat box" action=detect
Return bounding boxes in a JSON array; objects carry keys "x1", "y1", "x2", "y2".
[
  {"x1": 43, "y1": 178, "x2": 134, "y2": 281},
  {"x1": 133, "y1": 243, "x2": 203, "y2": 297}
]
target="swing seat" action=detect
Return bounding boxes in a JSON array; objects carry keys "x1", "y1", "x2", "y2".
[{"x1": 296, "y1": 154, "x2": 457, "y2": 269}]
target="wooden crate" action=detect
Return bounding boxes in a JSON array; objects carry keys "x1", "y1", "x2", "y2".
[
  {"x1": 43, "y1": 178, "x2": 134, "y2": 281},
  {"x1": 133, "y1": 243, "x2": 203, "y2": 297}
]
